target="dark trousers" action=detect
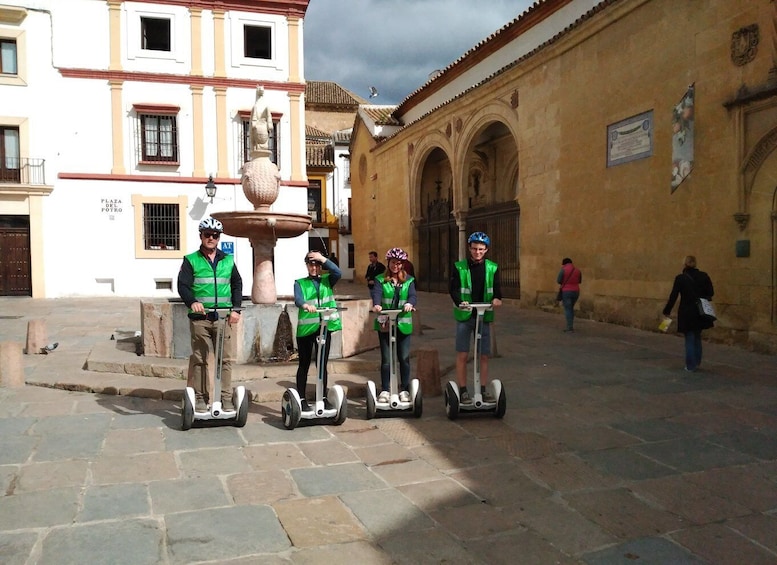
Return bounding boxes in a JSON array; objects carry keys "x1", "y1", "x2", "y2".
[
  {"x1": 378, "y1": 330, "x2": 411, "y2": 392},
  {"x1": 296, "y1": 330, "x2": 332, "y2": 398}
]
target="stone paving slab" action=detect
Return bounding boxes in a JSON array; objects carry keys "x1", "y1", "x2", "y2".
[{"x1": 2, "y1": 289, "x2": 777, "y2": 563}]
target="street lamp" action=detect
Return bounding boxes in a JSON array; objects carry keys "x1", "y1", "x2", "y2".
[{"x1": 205, "y1": 175, "x2": 217, "y2": 203}]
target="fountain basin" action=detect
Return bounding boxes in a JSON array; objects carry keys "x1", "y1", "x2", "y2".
[{"x1": 211, "y1": 211, "x2": 311, "y2": 239}]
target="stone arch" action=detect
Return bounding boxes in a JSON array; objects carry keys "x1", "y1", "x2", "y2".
[
  {"x1": 450, "y1": 100, "x2": 522, "y2": 297},
  {"x1": 742, "y1": 124, "x2": 777, "y2": 215},
  {"x1": 453, "y1": 101, "x2": 520, "y2": 210},
  {"x1": 408, "y1": 131, "x2": 454, "y2": 221}
]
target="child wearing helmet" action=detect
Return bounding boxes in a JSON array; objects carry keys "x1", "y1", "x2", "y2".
[
  {"x1": 370, "y1": 247, "x2": 417, "y2": 403},
  {"x1": 177, "y1": 217, "x2": 243, "y2": 412},
  {"x1": 293, "y1": 250, "x2": 342, "y2": 410},
  {"x1": 449, "y1": 232, "x2": 502, "y2": 403}
]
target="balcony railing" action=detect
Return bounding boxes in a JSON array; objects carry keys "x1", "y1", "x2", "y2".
[{"x1": 1, "y1": 157, "x2": 46, "y2": 185}]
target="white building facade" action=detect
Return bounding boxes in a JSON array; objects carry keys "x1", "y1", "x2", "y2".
[{"x1": 0, "y1": 0, "x2": 311, "y2": 298}]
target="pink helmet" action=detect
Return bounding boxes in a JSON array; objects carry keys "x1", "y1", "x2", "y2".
[{"x1": 386, "y1": 247, "x2": 408, "y2": 261}]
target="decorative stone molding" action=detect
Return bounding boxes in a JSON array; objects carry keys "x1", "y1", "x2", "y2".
[
  {"x1": 445, "y1": 123, "x2": 452, "y2": 138},
  {"x1": 731, "y1": 24, "x2": 759, "y2": 66},
  {"x1": 510, "y1": 89, "x2": 520, "y2": 109},
  {"x1": 733, "y1": 212, "x2": 750, "y2": 231}
]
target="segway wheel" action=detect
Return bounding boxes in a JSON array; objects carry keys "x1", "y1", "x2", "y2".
[
  {"x1": 235, "y1": 388, "x2": 249, "y2": 427},
  {"x1": 444, "y1": 381, "x2": 459, "y2": 421},
  {"x1": 334, "y1": 392, "x2": 348, "y2": 425},
  {"x1": 413, "y1": 388, "x2": 423, "y2": 418},
  {"x1": 365, "y1": 387, "x2": 377, "y2": 420},
  {"x1": 495, "y1": 387, "x2": 507, "y2": 419},
  {"x1": 282, "y1": 389, "x2": 301, "y2": 430},
  {"x1": 181, "y1": 391, "x2": 194, "y2": 431}
]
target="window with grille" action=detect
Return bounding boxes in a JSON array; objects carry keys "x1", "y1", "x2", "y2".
[
  {"x1": 141, "y1": 17, "x2": 171, "y2": 51},
  {"x1": 244, "y1": 25, "x2": 271, "y2": 59},
  {"x1": 0, "y1": 39, "x2": 17, "y2": 75},
  {"x1": 142, "y1": 203, "x2": 179, "y2": 250},
  {"x1": 342, "y1": 156, "x2": 351, "y2": 186},
  {"x1": 139, "y1": 114, "x2": 178, "y2": 163},
  {"x1": 240, "y1": 117, "x2": 280, "y2": 165}
]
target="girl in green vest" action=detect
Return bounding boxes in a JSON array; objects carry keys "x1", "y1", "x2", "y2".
[
  {"x1": 370, "y1": 248, "x2": 417, "y2": 403},
  {"x1": 293, "y1": 251, "x2": 341, "y2": 410}
]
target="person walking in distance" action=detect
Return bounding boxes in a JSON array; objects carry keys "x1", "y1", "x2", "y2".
[
  {"x1": 177, "y1": 218, "x2": 243, "y2": 412},
  {"x1": 365, "y1": 251, "x2": 386, "y2": 290},
  {"x1": 450, "y1": 232, "x2": 502, "y2": 403},
  {"x1": 662, "y1": 255, "x2": 714, "y2": 372},
  {"x1": 557, "y1": 257, "x2": 582, "y2": 332}
]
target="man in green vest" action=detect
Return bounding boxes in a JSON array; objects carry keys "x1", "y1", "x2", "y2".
[
  {"x1": 177, "y1": 218, "x2": 243, "y2": 412},
  {"x1": 294, "y1": 250, "x2": 341, "y2": 410},
  {"x1": 449, "y1": 232, "x2": 502, "y2": 403}
]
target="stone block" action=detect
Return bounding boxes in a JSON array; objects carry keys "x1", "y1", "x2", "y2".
[
  {"x1": 415, "y1": 347, "x2": 442, "y2": 397},
  {"x1": 24, "y1": 319, "x2": 46, "y2": 355},
  {"x1": 0, "y1": 342, "x2": 24, "y2": 387},
  {"x1": 141, "y1": 301, "x2": 172, "y2": 358}
]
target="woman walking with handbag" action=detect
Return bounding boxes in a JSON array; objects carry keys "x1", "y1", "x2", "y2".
[
  {"x1": 662, "y1": 255, "x2": 715, "y2": 372},
  {"x1": 557, "y1": 258, "x2": 582, "y2": 332}
]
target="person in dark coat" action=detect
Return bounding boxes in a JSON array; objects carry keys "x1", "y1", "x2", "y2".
[{"x1": 662, "y1": 255, "x2": 714, "y2": 372}]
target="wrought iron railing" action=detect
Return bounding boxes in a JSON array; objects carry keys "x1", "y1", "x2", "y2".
[{"x1": 0, "y1": 157, "x2": 46, "y2": 185}]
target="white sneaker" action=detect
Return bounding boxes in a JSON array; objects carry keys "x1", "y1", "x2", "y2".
[
  {"x1": 377, "y1": 391, "x2": 390, "y2": 403},
  {"x1": 399, "y1": 391, "x2": 410, "y2": 402}
]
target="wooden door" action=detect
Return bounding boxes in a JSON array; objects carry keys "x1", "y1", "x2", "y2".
[{"x1": 0, "y1": 216, "x2": 32, "y2": 296}]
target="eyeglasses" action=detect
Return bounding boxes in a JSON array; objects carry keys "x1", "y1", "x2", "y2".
[{"x1": 201, "y1": 232, "x2": 221, "y2": 239}]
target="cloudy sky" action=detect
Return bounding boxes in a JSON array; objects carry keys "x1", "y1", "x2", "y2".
[{"x1": 303, "y1": 0, "x2": 535, "y2": 105}]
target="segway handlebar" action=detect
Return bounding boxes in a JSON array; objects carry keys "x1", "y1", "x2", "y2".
[
  {"x1": 311, "y1": 306, "x2": 347, "y2": 322},
  {"x1": 457, "y1": 302, "x2": 494, "y2": 312},
  {"x1": 204, "y1": 307, "x2": 240, "y2": 321}
]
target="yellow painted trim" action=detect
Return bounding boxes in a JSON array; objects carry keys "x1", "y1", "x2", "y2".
[
  {"x1": 214, "y1": 86, "x2": 229, "y2": 178},
  {"x1": 109, "y1": 79, "x2": 125, "y2": 175},
  {"x1": 213, "y1": 9, "x2": 226, "y2": 78},
  {"x1": 191, "y1": 85, "x2": 205, "y2": 177},
  {"x1": 289, "y1": 91, "x2": 304, "y2": 181},
  {"x1": 0, "y1": 5, "x2": 26, "y2": 24},
  {"x1": 131, "y1": 194, "x2": 188, "y2": 259},
  {"x1": 0, "y1": 27, "x2": 27, "y2": 87},
  {"x1": 189, "y1": 7, "x2": 203, "y2": 76},
  {"x1": 28, "y1": 195, "x2": 45, "y2": 297},
  {"x1": 107, "y1": 0, "x2": 122, "y2": 71},
  {"x1": 287, "y1": 16, "x2": 300, "y2": 83}
]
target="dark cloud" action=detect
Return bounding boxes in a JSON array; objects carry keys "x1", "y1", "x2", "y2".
[{"x1": 304, "y1": 0, "x2": 534, "y2": 104}]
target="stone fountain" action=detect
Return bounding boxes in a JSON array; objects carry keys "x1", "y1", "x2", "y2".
[
  {"x1": 212, "y1": 86, "x2": 311, "y2": 304},
  {"x1": 140, "y1": 87, "x2": 377, "y2": 364}
]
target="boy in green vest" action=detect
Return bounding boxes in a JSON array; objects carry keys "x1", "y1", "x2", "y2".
[
  {"x1": 177, "y1": 218, "x2": 243, "y2": 412},
  {"x1": 294, "y1": 251, "x2": 342, "y2": 410},
  {"x1": 449, "y1": 232, "x2": 502, "y2": 403}
]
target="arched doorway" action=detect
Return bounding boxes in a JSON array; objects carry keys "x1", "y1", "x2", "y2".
[
  {"x1": 417, "y1": 147, "x2": 455, "y2": 293},
  {"x1": 459, "y1": 121, "x2": 520, "y2": 298}
]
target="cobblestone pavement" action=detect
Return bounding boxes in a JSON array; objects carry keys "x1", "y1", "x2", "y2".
[{"x1": 1, "y1": 284, "x2": 776, "y2": 564}]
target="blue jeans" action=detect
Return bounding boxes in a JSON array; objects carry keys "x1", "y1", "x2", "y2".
[
  {"x1": 684, "y1": 330, "x2": 702, "y2": 371},
  {"x1": 378, "y1": 330, "x2": 411, "y2": 392},
  {"x1": 561, "y1": 291, "x2": 579, "y2": 330}
]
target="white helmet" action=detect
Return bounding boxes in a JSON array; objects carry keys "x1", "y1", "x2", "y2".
[{"x1": 198, "y1": 217, "x2": 223, "y2": 232}]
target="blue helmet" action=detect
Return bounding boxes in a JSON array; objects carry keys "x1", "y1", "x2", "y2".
[{"x1": 467, "y1": 231, "x2": 490, "y2": 247}]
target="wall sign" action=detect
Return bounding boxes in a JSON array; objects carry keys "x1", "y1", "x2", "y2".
[
  {"x1": 606, "y1": 111, "x2": 654, "y2": 167},
  {"x1": 100, "y1": 198, "x2": 123, "y2": 220}
]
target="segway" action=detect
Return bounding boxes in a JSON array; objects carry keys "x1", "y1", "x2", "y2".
[
  {"x1": 281, "y1": 307, "x2": 348, "y2": 430},
  {"x1": 181, "y1": 308, "x2": 249, "y2": 430},
  {"x1": 365, "y1": 309, "x2": 422, "y2": 419},
  {"x1": 444, "y1": 303, "x2": 506, "y2": 420}
]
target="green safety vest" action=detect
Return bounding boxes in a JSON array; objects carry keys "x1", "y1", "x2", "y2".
[
  {"x1": 186, "y1": 251, "x2": 234, "y2": 312},
  {"x1": 454, "y1": 259, "x2": 497, "y2": 322},
  {"x1": 373, "y1": 274, "x2": 414, "y2": 335},
  {"x1": 296, "y1": 275, "x2": 342, "y2": 337}
]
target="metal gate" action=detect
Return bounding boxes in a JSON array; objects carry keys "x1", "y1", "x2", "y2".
[
  {"x1": 0, "y1": 215, "x2": 32, "y2": 296},
  {"x1": 466, "y1": 201, "x2": 520, "y2": 298},
  {"x1": 418, "y1": 196, "x2": 456, "y2": 293}
]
